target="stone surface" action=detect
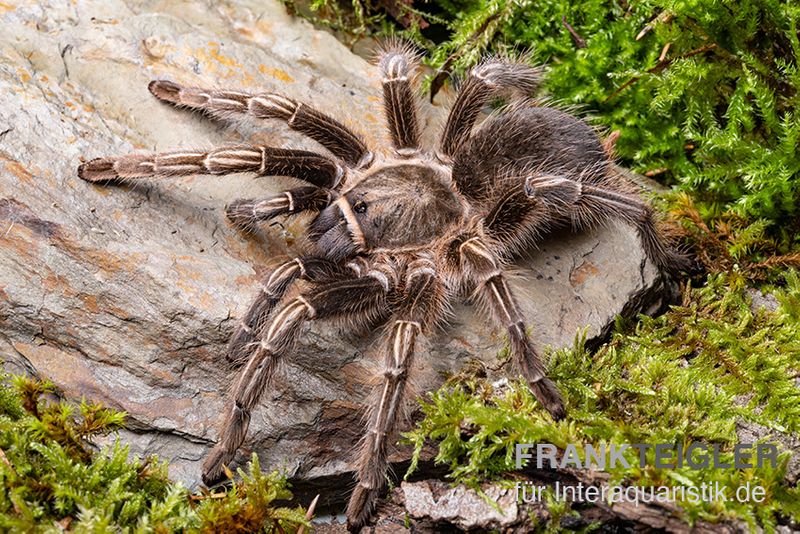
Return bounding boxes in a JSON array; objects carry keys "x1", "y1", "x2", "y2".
[
  {"x1": 0, "y1": 0, "x2": 665, "y2": 494},
  {"x1": 400, "y1": 480, "x2": 519, "y2": 531}
]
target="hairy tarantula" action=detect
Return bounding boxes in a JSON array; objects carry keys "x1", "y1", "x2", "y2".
[{"x1": 78, "y1": 45, "x2": 688, "y2": 531}]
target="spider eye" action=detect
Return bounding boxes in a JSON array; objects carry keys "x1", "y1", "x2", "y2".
[{"x1": 353, "y1": 200, "x2": 367, "y2": 214}]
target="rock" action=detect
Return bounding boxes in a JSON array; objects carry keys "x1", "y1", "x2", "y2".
[
  {"x1": 0, "y1": 0, "x2": 666, "y2": 497},
  {"x1": 737, "y1": 420, "x2": 800, "y2": 486},
  {"x1": 317, "y1": 476, "x2": 750, "y2": 533},
  {"x1": 400, "y1": 480, "x2": 520, "y2": 531},
  {"x1": 747, "y1": 287, "x2": 781, "y2": 314}
]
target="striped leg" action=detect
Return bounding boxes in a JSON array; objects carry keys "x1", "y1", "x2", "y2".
[
  {"x1": 148, "y1": 80, "x2": 372, "y2": 168},
  {"x1": 78, "y1": 145, "x2": 343, "y2": 187},
  {"x1": 225, "y1": 186, "x2": 333, "y2": 232},
  {"x1": 378, "y1": 44, "x2": 420, "y2": 153},
  {"x1": 524, "y1": 174, "x2": 693, "y2": 273},
  {"x1": 346, "y1": 255, "x2": 444, "y2": 532},
  {"x1": 226, "y1": 257, "x2": 335, "y2": 367},
  {"x1": 451, "y1": 234, "x2": 565, "y2": 420},
  {"x1": 483, "y1": 186, "x2": 552, "y2": 258},
  {"x1": 203, "y1": 264, "x2": 396, "y2": 486},
  {"x1": 439, "y1": 58, "x2": 542, "y2": 159}
]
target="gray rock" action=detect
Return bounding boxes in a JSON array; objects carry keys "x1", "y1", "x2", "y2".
[
  {"x1": 401, "y1": 480, "x2": 520, "y2": 531},
  {"x1": 747, "y1": 287, "x2": 781, "y2": 314},
  {"x1": 0, "y1": 0, "x2": 665, "y2": 492}
]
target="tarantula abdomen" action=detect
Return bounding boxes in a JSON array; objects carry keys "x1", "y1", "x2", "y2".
[{"x1": 453, "y1": 106, "x2": 609, "y2": 202}]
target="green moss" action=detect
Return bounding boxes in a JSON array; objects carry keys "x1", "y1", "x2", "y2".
[
  {"x1": 0, "y1": 375, "x2": 309, "y2": 533},
  {"x1": 404, "y1": 273, "x2": 800, "y2": 530}
]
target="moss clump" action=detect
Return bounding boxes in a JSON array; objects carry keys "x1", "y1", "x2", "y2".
[
  {"x1": 0, "y1": 375, "x2": 309, "y2": 533},
  {"x1": 405, "y1": 273, "x2": 800, "y2": 530}
]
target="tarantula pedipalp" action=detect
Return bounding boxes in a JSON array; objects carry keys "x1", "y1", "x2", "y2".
[{"x1": 77, "y1": 45, "x2": 689, "y2": 531}]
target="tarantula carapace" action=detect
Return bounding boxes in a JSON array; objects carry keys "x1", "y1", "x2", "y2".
[{"x1": 78, "y1": 45, "x2": 688, "y2": 531}]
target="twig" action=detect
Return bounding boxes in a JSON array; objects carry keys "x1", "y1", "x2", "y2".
[
  {"x1": 636, "y1": 11, "x2": 673, "y2": 40},
  {"x1": 296, "y1": 494, "x2": 320, "y2": 534},
  {"x1": 562, "y1": 16, "x2": 586, "y2": 48},
  {"x1": 188, "y1": 492, "x2": 228, "y2": 501},
  {"x1": 644, "y1": 167, "x2": 667, "y2": 177},
  {"x1": 658, "y1": 42, "x2": 671, "y2": 61}
]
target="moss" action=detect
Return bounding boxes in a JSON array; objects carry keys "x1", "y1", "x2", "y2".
[
  {"x1": 404, "y1": 273, "x2": 800, "y2": 530},
  {"x1": 0, "y1": 375, "x2": 309, "y2": 533}
]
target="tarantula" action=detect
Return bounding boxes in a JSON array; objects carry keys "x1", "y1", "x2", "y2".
[{"x1": 78, "y1": 45, "x2": 688, "y2": 531}]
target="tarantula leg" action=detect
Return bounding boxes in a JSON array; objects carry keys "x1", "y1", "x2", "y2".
[
  {"x1": 347, "y1": 256, "x2": 443, "y2": 532},
  {"x1": 378, "y1": 45, "x2": 420, "y2": 153},
  {"x1": 484, "y1": 187, "x2": 551, "y2": 257},
  {"x1": 203, "y1": 267, "x2": 395, "y2": 486},
  {"x1": 225, "y1": 186, "x2": 333, "y2": 233},
  {"x1": 78, "y1": 146, "x2": 343, "y2": 187},
  {"x1": 452, "y1": 235, "x2": 565, "y2": 420},
  {"x1": 148, "y1": 81, "x2": 373, "y2": 168},
  {"x1": 439, "y1": 58, "x2": 542, "y2": 159},
  {"x1": 524, "y1": 174, "x2": 693, "y2": 273},
  {"x1": 226, "y1": 256, "x2": 335, "y2": 367}
]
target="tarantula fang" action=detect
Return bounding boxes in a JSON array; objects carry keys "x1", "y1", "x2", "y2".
[{"x1": 78, "y1": 43, "x2": 690, "y2": 531}]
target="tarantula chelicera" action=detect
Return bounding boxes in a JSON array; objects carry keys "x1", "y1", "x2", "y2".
[{"x1": 78, "y1": 45, "x2": 688, "y2": 530}]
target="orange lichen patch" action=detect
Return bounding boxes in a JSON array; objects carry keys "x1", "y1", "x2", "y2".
[
  {"x1": 206, "y1": 44, "x2": 241, "y2": 69},
  {"x1": 569, "y1": 260, "x2": 600, "y2": 287},
  {"x1": 190, "y1": 44, "x2": 243, "y2": 81},
  {"x1": 363, "y1": 112, "x2": 380, "y2": 125},
  {"x1": 1, "y1": 155, "x2": 35, "y2": 183},
  {"x1": 80, "y1": 294, "x2": 100, "y2": 314},
  {"x1": 42, "y1": 272, "x2": 74, "y2": 294},
  {"x1": 18, "y1": 70, "x2": 30, "y2": 83},
  {"x1": 0, "y1": 2, "x2": 15, "y2": 12},
  {"x1": 64, "y1": 100, "x2": 75, "y2": 109},
  {"x1": 257, "y1": 64, "x2": 294, "y2": 83},
  {"x1": 82, "y1": 103, "x2": 95, "y2": 113},
  {"x1": 0, "y1": 228, "x2": 38, "y2": 257}
]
